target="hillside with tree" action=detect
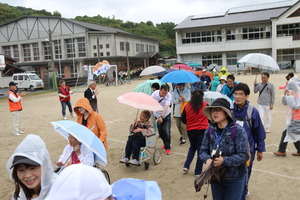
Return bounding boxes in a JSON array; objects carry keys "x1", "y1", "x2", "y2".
[{"x1": 0, "y1": 3, "x2": 176, "y2": 57}]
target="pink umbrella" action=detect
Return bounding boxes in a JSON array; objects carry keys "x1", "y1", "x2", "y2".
[
  {"x1": 172, "y1": 64, "x2": 194, "y2": 72},
  {"x1": 116, "y1": 92, "x2": 163, "y2": 112}
]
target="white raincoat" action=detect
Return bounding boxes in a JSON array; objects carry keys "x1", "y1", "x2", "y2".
[
  {"x1": 45, "y1": 163, "x2": 112, "y2": 200},
  {"x1": 282, "y1": 81, "x2": 300, "y2": 142},
  {"x1": 6, "y1": 134, "x2": 56, "y2": 200}
]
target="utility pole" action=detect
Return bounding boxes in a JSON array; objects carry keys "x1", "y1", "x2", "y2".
[
  {"x1": 97, "y1": 36, "x2": 100, "y2": 62},
  {"x1": 48, "y1": 29, "x2": 57, "y2": 90},
  {"x1": 126, "y1": 42, "x2": 130, "y2": 79}
]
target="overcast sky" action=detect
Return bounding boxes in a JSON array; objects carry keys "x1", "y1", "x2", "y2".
[{"x1": 1, "y1": 0, "x2": 297, "y2": 24}]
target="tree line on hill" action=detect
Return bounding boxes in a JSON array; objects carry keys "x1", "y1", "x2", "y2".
[{"x1": 0, "y1": 3, "x2": 176, "y2": 57}]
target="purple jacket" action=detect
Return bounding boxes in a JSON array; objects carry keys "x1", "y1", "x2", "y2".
[{"x1": 233, "y1": 100, "x2": 266, "y2": 154}]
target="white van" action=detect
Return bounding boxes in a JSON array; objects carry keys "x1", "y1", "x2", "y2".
[{"x1": 12, "y1": 73, "x2": 44, "y2": 91}]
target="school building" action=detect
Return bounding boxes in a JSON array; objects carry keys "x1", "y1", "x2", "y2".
[{"x1": 175, "y1": 0, "x2": 300, "y2": 71}]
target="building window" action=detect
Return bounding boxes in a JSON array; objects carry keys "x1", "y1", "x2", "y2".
[
  {"x1": 277, "y1": 49, "x2": 299, "y2": 68},
  {"x1": 94, "y1": 53, "x2": 97, "y2": 57},
  {"x1": 242, "y1": 26, "x2": 269, "y2": 40},
  {"x1": 78, "y1": 37, "x2": 86, "y2": 57},
  {"x1": 13, "y1": 45, "x2": 19, "y2": 62},
  {"x1": 57, "y1": 65, "x2": 64, "y2": 78},
  {"x1": 182, "y1": 30, "x2": 221, "y2": 44},
  {"x1": 277, "y1": 23, "x2": 300, "y2": 37},
  {"x1": 43, "y1": 42, "x2": 51, "y2": 60},
  {"x1": 23, "y1": 44, "x2": 31, "y2": 62},
  {"x1": 3, "y1": 46, "x2": 11, "y2": 57},
  {"x1": 32, "y1": 43, "x2": 39, "y2": 61},
  {"x1": 100, "y1": 52, "x2": 104, "y2": 56},
  {"x1": 202, "y1": 53, "x2": 222, "y2": 66},
  {"x1": 226, "y1": 30, "x2": 236, "y2": 41},
  {"x1": 33, "y1": 67, "x2": 41, "y2": 76},
  {"x1": 100, "y1": 44, "x2": 103, "y2": 49},
  {"x1": 140, "y1": 44, "x2": 144, "y2": 52},
  {"x1": 66, "y1": 39, "x2": 75, "y2": 58},
  {"x1": 106, "y1": 44, "x2": 110, "y2": 49},
  {"x1": 106, "y1": 52, "x2": 110, "y2": 56},
  {"x1": 227, "y1": 53, "x2": 237, "y2": 65},
  {"x1": 93, "y1": 45, "x2": 97, "y2": 50},
  {"x1": 70, "y1": 63, "x2": 77, "y2": 77},
  {"x1": 120, "y1": 42, "x2": 125, "y2": 51},
  {"x1": 136, "y1": 44, "x2": 140, "y2": 52},
  {"x1": 54, "y1": 40, "x2": 62, "y2": 59}
]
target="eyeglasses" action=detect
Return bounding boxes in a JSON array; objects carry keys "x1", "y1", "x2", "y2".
[{"x1": 211, "y1": 107, "x2": 223, "y2": 113}]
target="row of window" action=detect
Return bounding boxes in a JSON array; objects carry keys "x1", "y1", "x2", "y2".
[
  {"x1": 2, "y1": 37, "x2": 86, "y2": 62},
  {"x1": 93, "y1": 44, "x2": 110, "y2": 50},
  {"x1": 93, "y1": 52, "x2": 110, "y2": 57},
  {"x1": 182, "y1": 30, "x2": 222, "y2": 44}
]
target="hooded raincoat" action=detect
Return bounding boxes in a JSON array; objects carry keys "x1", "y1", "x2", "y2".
[
  {"x1": 74, "y1": 98, "x2": 108, "y2": 150},
  {"x1": 210, "y1": 76, "x2": 220, "y2": 92},
  {"x1": 282, "y1": 81, "x2": 300, "y2": 142},
  {"x1": 45, "y1": 163, "x2": 112, "y2": 200},
  {"x1": 6, "y1": 134, "x2": 56, "y2": 200}
]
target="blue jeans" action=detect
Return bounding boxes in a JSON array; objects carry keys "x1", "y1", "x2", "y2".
[
  {"x1": 157, "y1": 114, "x2": 171, "y2": 150},
  {"x1": 211, "y1": 175, "x2": 246, "y2": 200},
  {"x1": 61, "y1": 101, "x2": 73, "y2": 116},
  {"x1": 184, "y1": 129, "x2": 205, "y2": 175}
]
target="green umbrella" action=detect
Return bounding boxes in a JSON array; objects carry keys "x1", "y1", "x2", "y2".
[{"x1": 134, "y1": 80, "x2": 162, "y2": 95}]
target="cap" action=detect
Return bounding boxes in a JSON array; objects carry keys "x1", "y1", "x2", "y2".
[
  {"x1": 219, "y1": 75, "x2": 227, "y2": 81},
  {"x1": 202, "y1": 69, "x2": 207, "y2": 72},
  {"x1": 11, "y1": 156, "x2": 40, "y2": 169},
  {"x1": 203, "y1": 98, "x2": 232, "y2": 121},
  {"x1": 9, "y1": 81, "x2": 17, "y2": 86}
]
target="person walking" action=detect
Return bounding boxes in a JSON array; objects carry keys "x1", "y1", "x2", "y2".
[
  {"x1": 200, "y1": 98, "x2": 249, "y2": 200},
  {"x1": 172, "y1": 83, "x2": 191, "y2": 145},
  {"x1": 58, "y1": 80, "x2": 75, "y2": 120},
  {"x1": 8, "y1": 81, "x2": 26, "y2": 136},
  {"x1": 181, "y1": 90, "x2": 208, "y2": 177},
  {"x1": 74, "y1": 98, "x2": 108, "y2": 150},
  {"x1": 273, "y1": 81, "x2": 300, "y2": 157},
  {"x1": 84, "y1": 80, "x2": 99, "y2": 112},
  {"x1": 232, "y1": 83, "x2": 266, "y2": 199},
  {"x1": 254, "y1": 72, "x2": 275, "y2": 133},
  {"x1": 200, "y1": 69, "x2": 212, "y2": 88},
  {"x1": 222, "y1": 74, "x2": 238, "y2": 101},
  {"x1": 189, "y1": 74, "x2": 207, "y2": 93},
  {"x1": 151, "y1": 84, "x2": 172, "y2": 155}
]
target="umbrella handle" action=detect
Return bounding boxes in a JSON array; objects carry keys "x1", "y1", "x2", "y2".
[{"x1": 135, "y1": 109, "x2": 139, "y2": 120}]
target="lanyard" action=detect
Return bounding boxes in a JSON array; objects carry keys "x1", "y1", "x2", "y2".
[{"x1": 214, "y1": 125, "x2": 228, "y2": 149}]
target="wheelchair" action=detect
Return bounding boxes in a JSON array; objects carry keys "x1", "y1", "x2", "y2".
[{"x1": 121, "y1": 131, "x2": 162, "y2": 170}]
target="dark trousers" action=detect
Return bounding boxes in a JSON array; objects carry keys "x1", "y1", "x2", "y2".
[
  {"x1": 61, "y1": 101, "x2": 72, "y2": 116},
  {"x1": 157, "y1": 114, "x2": 171, "y2": 150},
  {"x1": 184, "y1": 129, "x2": 205, "y2": 175},
  {"x1": 279, "y1": 129, "x2": 300, "y2": 153},
  {"x1": 125, "y1": 137, "x2": 145, "y2": 160}
]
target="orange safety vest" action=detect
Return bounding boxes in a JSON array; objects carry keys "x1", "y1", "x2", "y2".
[{"x1": 8, "y1": 91, "x2": 22, "y2": 112}]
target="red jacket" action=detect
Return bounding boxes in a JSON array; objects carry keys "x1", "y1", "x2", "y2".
[
  {"x1": 183, "y1": 102, "x2": 208, "y2": 131},
  {"x1": 59, "y1": 86, "x2": 70, "y2": 102}
]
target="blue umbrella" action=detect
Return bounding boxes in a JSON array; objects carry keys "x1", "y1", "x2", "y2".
[
  {"x1": 51, "y1": 120, "x2": 107, "y2": 167},
  {"x1": 112, "y1": 178, "x2": 162, "y2": 200},
  {"x1": 134, "y1": 80, "x2": 162, "y2": 95},
  {"x1": 160, "y1": 70, "x2": 200, "y2": 83},
  {"x1": 153, "y1": 67, "x2": 177, "y2": 77}
]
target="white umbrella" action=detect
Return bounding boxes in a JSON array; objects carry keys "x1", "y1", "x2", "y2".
[
  {"x1": 203, "y1": 91, "x2": 233, "y2": 108},
  {"x1": 238, "y1": 53, "x2": 280, "y2": 71},
  {"x1": 140, "y1": 66, "x2": 165, "y2": 76}
]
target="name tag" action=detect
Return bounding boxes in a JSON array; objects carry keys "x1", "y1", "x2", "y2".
[
  {"x1": 236, "y1": 120, "x2": 244, "y2": 127},
  {"x1": 211, "y1": 149, "x2": 222, "y2": 157}
]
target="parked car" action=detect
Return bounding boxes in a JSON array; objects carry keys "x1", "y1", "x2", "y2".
[{"x1": 12, "y1": 73, "x2": 44, "y2": 91}]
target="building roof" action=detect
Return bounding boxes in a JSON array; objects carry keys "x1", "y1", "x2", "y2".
[{"x1": 175, "y1": 0, "x2": 297, "y2": 30}]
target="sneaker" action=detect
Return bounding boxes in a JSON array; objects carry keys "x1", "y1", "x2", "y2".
[
  {"x1": 179, "y1": 136, "x2": 182, "y2": 141},
  {"x1": 71, "y1": 113, "x2": 76, "y2": 118},
  {"x1": 265, "y1": 128, "x2": 270, "y2": 133},
  {"x1": 13, "y1": 133, "x2": 22, "y2": 136},
  {"x1": 246, "y1": 190, "x2": 250, "y2": 197},
  {"x1": 120, "y1": 158, "x2": 129, "y2": 163},
  {"x1": 195, "y1": 174, "x2": 201, "y2": 178},
  {"x1": 63, "y1": 116, "x2": 67, "y2": 120},
  {"x1": 292, "y1": 153, "x2": 300, "y2": 156},
  {"x1": 161, "y1": 145, "x2": 165, "y2": 150},
  {"x1": 19, "y1": 131, "x2": 24, "y2": 134},
  {"x1": 183, "y1": 168, "x2": 189, "y2": 174},
  {"x1": 129, "y1": 159, "x2": 140, "y2": 165},
  {"x1": 165, "y1": 149, "x2": 171, "y2": 155},
  {"x1": 273, "y1": 151, "x2": 286, "y2": 157},
  {"x1": 180, "y1": 140, "x2": 187, "y2": 145}
]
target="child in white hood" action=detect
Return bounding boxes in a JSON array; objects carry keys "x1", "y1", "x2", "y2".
[
  {"x1": 55, "y1": 134, "x2": 94, "y2": 168},
  {"x1": 6, "y1": 134, "x2": 56, "y2": 200}
]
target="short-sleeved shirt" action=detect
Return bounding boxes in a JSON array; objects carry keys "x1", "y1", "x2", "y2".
[{"x1": 151, "y1": 90, "x2": 172, "y2": 118}]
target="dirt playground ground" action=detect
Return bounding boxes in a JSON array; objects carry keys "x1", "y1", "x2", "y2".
[{"x1": 1, "y1": 73, "x2": 300, "y2": 200}]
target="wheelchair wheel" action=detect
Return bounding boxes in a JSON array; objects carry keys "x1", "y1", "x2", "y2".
[
  {"x1": 144, "y1": 162, "x2": 150, "y2": 170},
  {"x1": 153, "y1": 148, "x2": 162, "y2": 165},
  {"x1": 100, "y1": 168, "x2": 111, "y2": 184}
]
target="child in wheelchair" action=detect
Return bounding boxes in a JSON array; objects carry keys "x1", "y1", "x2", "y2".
[
  {"x1": 55, "y1": 134, "x2": 95, "y2": 170},
  {"x1": 120, "y1": 110, "x2": 154, "y2": 165}
]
